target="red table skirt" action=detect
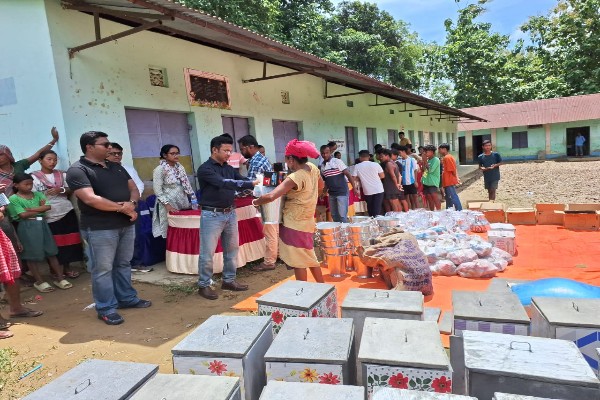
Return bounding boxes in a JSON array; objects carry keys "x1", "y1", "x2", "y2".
[{"x1": 166, "y1": 197, "x2": 266, "y2": 274}]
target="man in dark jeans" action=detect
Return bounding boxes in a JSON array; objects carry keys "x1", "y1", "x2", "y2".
[
  {"x1": 478, "y1": 140, "x2": 502, "y2": 201},
  {"x1": 196, "y1": 135, "x2": 259, "y2": 300},
  {"x1": 67, "y1": 131, "x2": 151, "y2": 325}
]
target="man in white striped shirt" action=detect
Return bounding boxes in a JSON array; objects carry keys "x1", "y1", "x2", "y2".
[
  {"x1": 319, "y1": 145, "x2": 357, "y2": 222},
  {"x1": 397, "y1": 145, "x2": 420, "y2": 210}
]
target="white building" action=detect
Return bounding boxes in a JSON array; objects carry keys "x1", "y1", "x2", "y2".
[{"x1": 0, "y1": 0, "x2": 481, "y2": 186}]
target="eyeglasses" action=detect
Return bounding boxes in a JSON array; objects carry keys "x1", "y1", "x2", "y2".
[
  {"x1": 94, "y1": 142, "x2": 111, "y2": 148},
  {"x1": 107, "y1": 152, "x2": 123, "y2": 156},
  {"x1": 167, "y1": 152, "x2": 180, "y2": 156}
]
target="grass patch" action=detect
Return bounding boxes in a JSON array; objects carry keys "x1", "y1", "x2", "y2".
[
  {"x1": 0, "y1": 347, "x2": 44, "y2": 398},
  {"x1": 162, "y1": 281, "x2": 198, "y2": 303}
]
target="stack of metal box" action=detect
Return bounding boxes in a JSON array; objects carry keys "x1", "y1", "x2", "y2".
[
  {"x1": 264, "y1": 317, "x2": 355, "y2": 385},
  {"x1": 256, "y1": 280, "x2": 338, "y2": 335},
  {"x1": 171, "y1": 315, "x2": 273, "y2": 400}
]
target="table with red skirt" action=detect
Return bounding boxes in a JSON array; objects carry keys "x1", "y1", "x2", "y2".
[{"x1": 165, "y1": 197, "x2": 266, "y2": 274}]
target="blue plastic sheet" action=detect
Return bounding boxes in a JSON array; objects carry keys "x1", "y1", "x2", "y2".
[{"x1": 511, "y1": 278, "x2": 600, "y2": 306}]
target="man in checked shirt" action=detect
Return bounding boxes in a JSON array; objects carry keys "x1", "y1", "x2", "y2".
[{"x1": 237, "y1": 135, "x2": 277, "y2": 272}]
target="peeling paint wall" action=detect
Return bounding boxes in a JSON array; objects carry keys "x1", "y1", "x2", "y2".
[{"x1": 6, "y1": 0, "x2": 458, "y2": 174}]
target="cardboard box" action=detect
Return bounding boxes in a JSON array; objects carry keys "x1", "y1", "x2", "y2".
[
  {"x1": 506, "y1": 207, "x2": 537, "y2": 225},
  {"x1": 481, "y1": 202, "x2": 506, "y2": 223},
  {"x1": 489, "y1": 223, "x2": 516, "y2": 231},
  {"x1": 488, "y1": 230, "x2": 516, "y2": 255},
  {"x1": 536, "y1": 203, "x2": 565, "y2": 225},
  {"x1": 555, "y1": 204, "x2": 600, "y2": 231},
  {"x1": 466, "y1": 199, "x2": 489, "y2": 210}
]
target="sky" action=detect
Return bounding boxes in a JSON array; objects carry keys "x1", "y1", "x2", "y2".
[{"x1": 332, "y1": 0, "x2": 558, "y2": 44}]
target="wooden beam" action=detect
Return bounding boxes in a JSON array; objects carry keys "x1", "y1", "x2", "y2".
[
  {"x1": 93, "y1": 12, "x2": 101, "y2": 40},
  {"x1": 68, "y1": 20, "x2": 164, "y2": 58}
]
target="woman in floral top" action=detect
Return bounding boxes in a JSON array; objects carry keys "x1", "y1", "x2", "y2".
[{"x1": 152, "y1": 145, "x2": 195, "y2": 238}]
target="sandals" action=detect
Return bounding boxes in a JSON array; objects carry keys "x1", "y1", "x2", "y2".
[
  {"x1": 0, "y1": 331, "x2": 14, "y2": 339},
  {"x1": 0, "y1": 320, "x2": 12, "y2": 330},
  {"x1": 34, "y1": 282, "x2": 55, "y2": 293},
  {"x1": 10, "y1": 308, "x2": 43, "y2": 318},
  {"x1": 65, "y1": 270, "x2": 80, "y2": 279},
  {"x1": 53, "y1": 279, "x2": 73, "y2": 290}
]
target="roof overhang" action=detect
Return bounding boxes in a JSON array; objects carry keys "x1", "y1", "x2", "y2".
[{"x1": 61, "y1": 0, "x2": 485, "y2": 122}]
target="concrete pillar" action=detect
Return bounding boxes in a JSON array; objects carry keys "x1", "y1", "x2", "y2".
[
  {"x1": 544, "y1": 124, "x2": 551, "y2": 154},
  {"x1": 465, "y1": 130, "x2": 473, "y2": 161},
  {"x1": 491, "y1": 128, "x2": 497, "y2": 145}
]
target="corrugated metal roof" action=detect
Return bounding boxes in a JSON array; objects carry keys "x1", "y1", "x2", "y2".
[
  {"x1": 61, "y1": 0, "x2": 484, "y2": 121},
  {"x1": 458, "y1": 93, "x2": 600, "y2": 131}
]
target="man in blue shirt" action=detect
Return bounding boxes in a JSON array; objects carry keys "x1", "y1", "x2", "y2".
[
  {"x1": 196, "y1": 135, "x2": 259, "y2": 300},
  {"x1": 478, "y1": 140, "x2": 502, "y2": 201},
  {"x1": 575, "y1": 133, "x2": 586, "y2": 157}
]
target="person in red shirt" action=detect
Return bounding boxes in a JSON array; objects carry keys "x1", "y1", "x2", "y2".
[{"x1": 438, "y1": 143, "x2": 462, "y2": 211}]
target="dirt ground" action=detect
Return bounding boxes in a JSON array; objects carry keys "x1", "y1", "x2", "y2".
[
  {"x1": 0, "y1": 265, "x2": 293, "y2": 399},
  {"x1": 2, "y1": 159, "x2": 600, "y2": 399},
  {"x1": 457, "y1": 160, "x2": 600, "y2": 207}
]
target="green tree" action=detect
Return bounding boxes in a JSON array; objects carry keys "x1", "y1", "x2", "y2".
[
  {"x1": 522, "y1": 0, "x2": 600, "y2": 96},
  {"x1": 441, "y1": 0, "x2": 515, "y2": 107},
  {"x1": 327, "y1": 1, "x2": 423, "y2": 91}
]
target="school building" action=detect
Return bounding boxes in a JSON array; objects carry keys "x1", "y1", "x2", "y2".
[
  {"x1": 1, "y1": 0, "x2": 481, "y2": 187},
  {"x1": 457, "y1": 93, "x2": 600, "y2": 164}
]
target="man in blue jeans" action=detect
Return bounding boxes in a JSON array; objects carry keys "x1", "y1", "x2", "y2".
[
  {"x1": 438, "y1": 143, "x2": 463, "y2": 211},
  {"x1": 67, "y1": 131, "x2": 151, "y2": 325},
  {"x1": 196, "y1": 134, "x2": 259, "y2": 300},
  {"x1": 319, "y1": 144, "x2": 357, "y2": 222}
]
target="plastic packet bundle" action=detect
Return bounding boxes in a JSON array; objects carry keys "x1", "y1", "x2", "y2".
[
  {"x1": 430, "y1": 260, "x2": 457, "y2": 276},
  {"x1": 456, "y1": 259, "x2": 499, "y2": 278},
  {"x1": 491, "y1": 247, "x2": 513, "y2": 265},
  {"x1": 447, "y1": 248, "x2": 478, "y2": 265}
]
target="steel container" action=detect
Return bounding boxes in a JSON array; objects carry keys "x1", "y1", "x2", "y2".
[{"x1": 171, "y1": 315, "x2": 273, "y2": 400}]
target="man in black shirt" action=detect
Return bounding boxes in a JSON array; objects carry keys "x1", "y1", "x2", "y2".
[
  {"x1": 196, "y1": 134, "x2": 258, "y2": 300},
  {"x1": 66, "y1": 131, "x2": 151, "y2": 325}
]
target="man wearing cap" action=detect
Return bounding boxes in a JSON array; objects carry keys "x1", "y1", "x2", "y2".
[
  {"x1": 351, "y1": 150, "x2": 385, "y2": 217},
  {"x1": 196, "y1": 135, "x2": 260, "y2": 300}
]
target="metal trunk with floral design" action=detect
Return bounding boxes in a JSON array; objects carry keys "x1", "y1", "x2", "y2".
[
  {"x1": 364, "y1": 365, "x2": 452, "y2": 399},
  {"x1": 130, "y1": 373, "x2": 242, "y2": 400},
  {"x1": 171, "y1": 315, "x2": 273, "y2": 400},
  {"x1": 372, "y1": 387, "x2": 476, "y2": 399},
  {"x1": 257, "y1": 281, "x2": 338, "y2": 335},
  {"x1": 261, "y1": 381, "x2": 365, "y2": 399},
  {"x1": 358, "y1": 319, "x2": 452, "y2": 399},
  {"x1": 452, "y1": 291, "x2": 530, "y2": 337},
  {"x1": 462, "y1": 331, "x2": 600, "y2": 400},
  {"x1": 530, "y1": 297, "x2": 600, "y2": 376},
  {"x1": 264, "y1": 318, "x2": 355, "y2": 385}
]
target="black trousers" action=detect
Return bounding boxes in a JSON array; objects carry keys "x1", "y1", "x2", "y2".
[{"x1": 364, "y1": 192, "x2": 384, "y2": 217}]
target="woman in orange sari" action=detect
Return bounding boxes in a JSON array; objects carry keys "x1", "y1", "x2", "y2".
[{"x1": 253, "y1": 140, "x2": 324, "y2": 283}]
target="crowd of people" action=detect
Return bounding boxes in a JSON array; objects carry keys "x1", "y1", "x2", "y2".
[
  {"x1": 314, "y1": 131, "x2": 491, "y2": 223},
  {"x1": 0, "y1": 127, "x2": 502, "y2": 334}
]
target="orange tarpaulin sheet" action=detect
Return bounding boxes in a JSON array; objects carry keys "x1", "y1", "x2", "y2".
[{"x1": 233, "y1": 225, "x2": 600, "y2": 346}]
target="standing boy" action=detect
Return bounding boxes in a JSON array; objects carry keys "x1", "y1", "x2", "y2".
[
  {"x1": 421, "y1": 145, "x2": 441, "y2": 211},
  {"x1": 575, "y1": 132, "x2": 586, "y2": 157},
  {"x1": 478, "y1": 140, "x2": 502, "y2": 201},
  {"x1": 397, "y1": 145, "x2": 419, "y2": 210},
  {"x1": 438, "y1": 143, "x2": 462, "y2": 211}
]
